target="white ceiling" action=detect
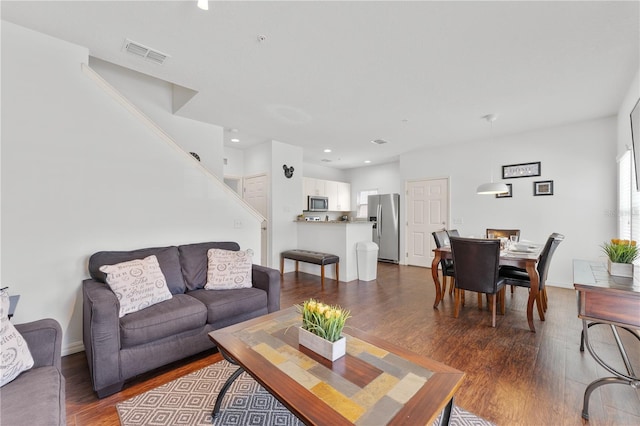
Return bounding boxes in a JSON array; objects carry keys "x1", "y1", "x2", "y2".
[{"x1": 2, "y1": 1, "x2": 639, "y2": 169}]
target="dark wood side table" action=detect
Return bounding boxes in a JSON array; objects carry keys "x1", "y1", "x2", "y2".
[{"x1": 573, "y1": 260, "x2": 640, "y2": 420}]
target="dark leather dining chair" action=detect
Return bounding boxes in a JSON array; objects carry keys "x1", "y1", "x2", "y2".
[
  {"x1": 450, "y1": 237, "x2": 506, "y2": 327},
  {"x1": 499, "y1": 233, "x2": 564, "y2": 318},
  {"x1": 432, "y1": 231, "x2": 455, "y2": 296},
  {"x1": 486, "y1": 228, "x2": 520, "y2": 240}
]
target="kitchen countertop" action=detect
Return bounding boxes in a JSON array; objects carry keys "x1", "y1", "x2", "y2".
[{"x1": 296, "y1": 220, "x2": 373, "y2": 224}]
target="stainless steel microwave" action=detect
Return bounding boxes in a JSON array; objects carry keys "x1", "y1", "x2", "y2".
[{"x1": 307, "y1": 195, "x2": 329, "y2": 212}]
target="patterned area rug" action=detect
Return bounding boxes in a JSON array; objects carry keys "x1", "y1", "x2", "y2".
[{"x1": 117, "y1": 361, "x2": 493, "y2": 426}]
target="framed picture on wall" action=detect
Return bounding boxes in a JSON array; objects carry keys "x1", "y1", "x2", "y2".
[
  {"x1": 495, "y1": 184, "x2": 512, "y2": 198},
  {"x1": 534, "y1": 180, "x2": 554, "y2": 196},
  {"x1": 502, "y1": 162, "x2": 541, "y2": 179}
]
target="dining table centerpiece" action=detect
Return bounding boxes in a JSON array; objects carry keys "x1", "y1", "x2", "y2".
[
  {"x1": 297, "y1": 299, "x2": 350, "y2": 361},
  {"x1": 602, "y1": 238, "x2": 638, "y2": 277}
]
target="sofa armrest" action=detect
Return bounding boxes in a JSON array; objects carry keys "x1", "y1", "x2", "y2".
[
  {"x1": 251, "y1": 264, "x2": 281, "y2": 313},
  {"x1": 82, "y1": 278, "x2": 122, "y2": 394},
  {"x1": 15, "y1": 318, "x2": 62, "y2": 370}
]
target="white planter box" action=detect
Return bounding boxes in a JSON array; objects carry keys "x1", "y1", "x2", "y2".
[
  {"x1": 298, "y1": 327, "x2": 346, "y2": 361},
  {"x1": 607, "y1": 259, "x2": 633, "y2": 277}
]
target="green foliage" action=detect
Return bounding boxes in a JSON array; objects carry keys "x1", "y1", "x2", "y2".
[
  {"x1": 297, "y1": 299, "x2": 350, "y2": 342},
  {"x1": 601, "y1": 239, "x2": 639, "y2": 264}
]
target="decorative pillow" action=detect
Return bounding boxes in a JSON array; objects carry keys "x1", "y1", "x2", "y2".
[
  {"x1": 205, "y1": 249, "x2": 253, "y2": 290},
  {"x1": 99, "y1": 255, "x2": 172, "y2": 318},
  {"x1": 0, "y1": 288, "x2": 9, "y2": 319},
  {"x1": 0, "y1": 290, "x2": 34, "y2": 387}
]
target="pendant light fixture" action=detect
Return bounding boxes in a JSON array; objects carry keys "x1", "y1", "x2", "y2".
[{"x1": 476, "y1": 114, "x2": 509, "y2": 195}]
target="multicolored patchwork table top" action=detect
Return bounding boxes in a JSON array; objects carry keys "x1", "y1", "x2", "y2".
[{"x1": 210, "y1": 307, "x2": 464, "y2": 425}]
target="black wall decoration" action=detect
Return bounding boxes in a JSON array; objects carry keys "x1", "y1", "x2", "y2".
[{"x1": 283, "y1": 164, "x2": 294, "y2": 178}]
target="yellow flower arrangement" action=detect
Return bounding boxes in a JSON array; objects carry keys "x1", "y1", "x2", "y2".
[
  {"x1": 601, "y1": 239, "x2": 639, "y2": 264},
  {"x1": 298, "y1": 299, "x2": 350, "y2": 342}
]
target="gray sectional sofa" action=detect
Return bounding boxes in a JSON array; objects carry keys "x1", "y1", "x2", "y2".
[
  {"x1": 0, "y1": 318, "x2": 66, "y2": 425},
  {"x1": 82, "y1": 241, "x2": 280, "y2": 398}
]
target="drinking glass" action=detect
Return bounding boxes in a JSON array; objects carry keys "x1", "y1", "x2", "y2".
[
  {"x1": 488, "y1": 232, "x2": 495, "y2": 239},
  {"x1": 510, "y1": 235, "x2": 519, "y2": 247},
  {"x1": 499, "y1": 237, "x2": 507, "y2": 250}
]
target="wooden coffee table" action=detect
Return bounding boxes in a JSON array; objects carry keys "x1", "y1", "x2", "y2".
[{"x1": 208, "y1": 307, "x2": 464, "y2": 425}]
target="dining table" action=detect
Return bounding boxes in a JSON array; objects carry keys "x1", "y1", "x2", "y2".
[{"x1": 431, "y1": 243, "x2": 544, "y2": 332}]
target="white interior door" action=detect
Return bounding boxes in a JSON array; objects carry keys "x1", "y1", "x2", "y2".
[
  {"x1": 243, "y1": 174, "x2": 268, "y2": 265},
  {"x1": 406, "y1": 178, "x2": 449, "y2": 267}
]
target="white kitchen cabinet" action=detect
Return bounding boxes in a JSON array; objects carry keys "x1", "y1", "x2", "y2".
[
  {"x1": 303, "y1": 177, "x2": 351, "y2": 211},
  {"x1": 326, "y1": 180, "x2": 338, "y2": 210},
  {"x1": 336, "y1": 181, "x2": 351, "y2": 211},
  {"x1": 303, "y1": 177, "x2": 326, "y2": 196},
  {"x1": 303, "y1": 177, "x2": 325, "y2": 210}
]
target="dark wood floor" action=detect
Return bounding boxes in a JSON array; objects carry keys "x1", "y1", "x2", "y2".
[{"x1": 63, "y1": 263, "x2": 640, "y2": 425}]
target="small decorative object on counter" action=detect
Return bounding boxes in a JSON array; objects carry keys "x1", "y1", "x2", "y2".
[
  {"x1": 602, "y1": 238, "x2": 638, "y2": 277},
  {"x1": 297, "y1": 299, "x2": 350, "y2": 361}
]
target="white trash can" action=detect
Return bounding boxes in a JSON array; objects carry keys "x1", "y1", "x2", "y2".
[{"x1": 357, "y1": 241, "x2": 379, "y2": 281}]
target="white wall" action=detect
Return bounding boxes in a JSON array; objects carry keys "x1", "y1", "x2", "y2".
[
  {"x1": 270, "y1": 141, "x2": 303, "y2": 268},
  {"x1": 224, "y1": 146, "x2": 245, "y2": 177},
  {"x1": 304, "y1": 163, "x2": 349, "y2": 182},
  {"x1": 1, "y1": 21, "x2": 262, "y2": 354},
  {"x1": 89, "y1": 58, "x2": 224, "y2": 179},
  {"x1": 346, "y1": 162, "x2": 403, "y2": 209},
  {"x1": 398, "y1": 117, "x2": 617, "y2": 288},
  {"x1": 243, "y1": 141, "x2": 271, "y2": 177}
]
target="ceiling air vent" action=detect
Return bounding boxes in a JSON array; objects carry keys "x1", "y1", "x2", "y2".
[
  {"x1": 321, "y1": 159, "x2": 332, "y2": 162},
  {"x1": 371, "y1": 139, "x2": 388, "y2": 145},
  {"x1": 123, "y1": 39, "x2": 169, "y2": 65}
]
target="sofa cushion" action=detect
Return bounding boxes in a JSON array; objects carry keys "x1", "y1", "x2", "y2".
[
  {"x1": 89, "y1": 245, "x2": 186, "y2": 295},
  {"x1": 119, "y1": 294, "x2": 207, "y2": 348},
  {"x1": 187, "y1": 288, "x2": 267, "y2": 325},
  {"x1": 100, "y1": 255, "x2": 173, "y2": 318},
  {"x1": 205, "y1": 249, "x2": 253, "y2": 290},
  {"x1": 179, "y1": 242, "x2": 240, "y2": 291},
  {"x1": 0, "y1": 366, "x2": 65, "y2": 425}
]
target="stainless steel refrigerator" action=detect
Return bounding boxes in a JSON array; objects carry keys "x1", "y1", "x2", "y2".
[{"x1": 368, "y1": 193, "x2": 400, "y2": 263}]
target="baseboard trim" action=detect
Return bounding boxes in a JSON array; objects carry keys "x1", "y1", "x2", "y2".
[{"x1": 63, "y1": 340, "x2": 85, "y2": 357}]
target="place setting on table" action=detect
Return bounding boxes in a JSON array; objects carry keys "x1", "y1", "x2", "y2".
[{"x1": 431, "y1": 229, "x2": 562, "y2": 332}]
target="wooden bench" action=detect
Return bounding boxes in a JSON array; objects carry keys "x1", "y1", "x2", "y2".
[{"x1": 280, "y1": 250, "x2": 340, "y2": 287}]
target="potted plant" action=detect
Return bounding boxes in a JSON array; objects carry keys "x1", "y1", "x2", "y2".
[
  {"x1": 297, "y1": 299, "x2": 350, "y2": 361},
  {"x1": 601, "y1": 239, "x2": 638, "y2": 277}
]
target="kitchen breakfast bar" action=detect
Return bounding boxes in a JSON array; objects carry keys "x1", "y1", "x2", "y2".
[{"x1": 288, "y1": 220, "x2": 374, "y2": 283}]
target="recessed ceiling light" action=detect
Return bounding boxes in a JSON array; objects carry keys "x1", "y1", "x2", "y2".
[
  {"x1": 364, "y1": 160, "x2": 371, "y2": 164},
  {"x1": 231, "y1": 138, "x2": 240, "y2": 143},
  {"x1": 324, "y1": 149, "x2": 332, "y2": 153}
]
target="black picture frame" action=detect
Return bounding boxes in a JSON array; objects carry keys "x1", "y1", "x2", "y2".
[
  {"x1": 502, "y1": 161, "x2": 541, "y2": 179},
  {"x1": 495, "y1": 184, "x2": 512, "y2": 198},
  {"x1": 534, "y1": 180, "x2": 554, "y2": 196}
]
